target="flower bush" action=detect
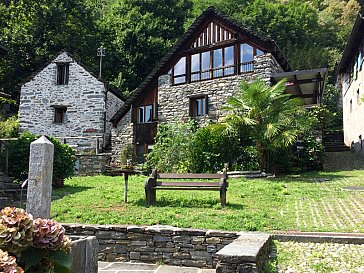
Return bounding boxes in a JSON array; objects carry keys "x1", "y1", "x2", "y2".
[
  {"x1": 0, "y1": 249, "x2": 23, "y2": 273},
  {"x1": 0, "y1": 207, "x2": 71, "y2": 273}
]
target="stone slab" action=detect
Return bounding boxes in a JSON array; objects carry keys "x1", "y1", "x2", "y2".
[
  {"x1": 105, "y1": 262, "x2": 159, "y2": 270},
  {"x1": 215, "y1": 233, "x2": 270, "y2": 263},
  {"x1": 157, "y1": 265, "x2": 199, "y2": 273}
]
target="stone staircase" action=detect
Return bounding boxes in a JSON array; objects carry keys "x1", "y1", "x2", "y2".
[
  {"x1": 0, "y1": 172, "x2": 26, "y2": 207},
  {"x1": 322, "y1": 131, "x2": 350, "y2": 152}
]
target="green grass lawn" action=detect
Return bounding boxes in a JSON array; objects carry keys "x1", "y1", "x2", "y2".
[{"x1": 51, "y1": 170, "x2": 364, "y2": 232}]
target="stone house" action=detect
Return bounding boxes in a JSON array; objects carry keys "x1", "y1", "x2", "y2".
[
  {"x1": 19, "y1": 51, "x2": 124, "y2": 171},
  {"x1": 110, "y1": 7, "x2": 327, "y2": 162},
  {"x1": 337, "y1": 8, "x2": 364, "y2": 155}
]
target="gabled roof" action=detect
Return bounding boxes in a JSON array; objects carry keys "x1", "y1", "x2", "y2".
[
  {"x1": 337, "y1": 11, "x2": 364, "y2": 73},
  {"x1": 110, "y1": 6, "x2": 291, "y2": 126},
  {"x1": 21, "y1": 49, "x2": 125, "y2": 101},
  {"x1": 0, "y1": 43, "x2": 8, "y2": 56}
]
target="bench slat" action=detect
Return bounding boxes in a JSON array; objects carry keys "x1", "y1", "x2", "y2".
[
  {"x1": 153, "y1": 187, "x2": 221, "y2": 191},
  {"x1": 156, "y1": 182, "x2": 220, "y2": 187},
  {"x1": 158, "y1": 173, "x2": 223, "y2": 179}
]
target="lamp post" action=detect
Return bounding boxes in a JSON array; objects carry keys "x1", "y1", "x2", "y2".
[{"x1": 97, "y1": 46, "x2": 106, "y2": 79}]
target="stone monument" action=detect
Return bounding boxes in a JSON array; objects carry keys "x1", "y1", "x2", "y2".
[{"x1": 26, "y1": 136, "x2": 54, "y2": 219}]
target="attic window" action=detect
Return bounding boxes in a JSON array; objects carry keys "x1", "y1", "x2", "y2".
[{"x1": 56, "y1": 63, "x2": 69, "y2": 85}]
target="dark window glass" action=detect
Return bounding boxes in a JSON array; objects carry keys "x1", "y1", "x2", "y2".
[
  {"x1": 56, "y1": 64, "x2": 69, "y2": 85},
  {"x1": 54, "y1": 107, "x2": 67, "y2": 124}
]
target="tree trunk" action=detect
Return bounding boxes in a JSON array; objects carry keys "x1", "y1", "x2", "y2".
[{"x1": 256, "y1": 142, "x2": 266, "y2": 172}]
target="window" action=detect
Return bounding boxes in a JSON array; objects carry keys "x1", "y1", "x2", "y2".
[
  {"x1": 54, "y1": 107, "x2": 67, "y2": 124},
  {"x1": 172, "y1": 57, "x2": 186, "y2": 85},
  {"x1": 138, "y1": 105, "x2": 153, "y2": 123},
  {"x1": 240, "y1": 44, "x2": 254, "y2": 72},
  {"x1": 189, "y1": 95, "x2": 208, "y2": 117},
  {"x1": 56, "y1": 63, "x2": 69, "y2": 85},
  {"x1": 171, "y1": 42, "x2": 265, "y2": 85}
]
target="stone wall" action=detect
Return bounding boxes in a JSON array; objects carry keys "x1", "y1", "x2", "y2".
[
  {"x1": 19, "y1": 52, "x2": 117, "y2": 152},
  {"x1": 75, "y1": 154, "x2": 111, "y2": 175},
  {"x1": 63, "y1": 224, "x2": 239, "y2": 268},
  {"x1": 105, "y1": 92, "x2": 124, "y2": 149},
  {"x1": 158, "y1": 53, "x2": 283, "y2": 126},
  {"x1": 111, "y1": 110, "x2": 134, "y2": 162}
]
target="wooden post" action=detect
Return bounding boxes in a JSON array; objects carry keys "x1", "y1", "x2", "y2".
[{"x1": 124, "y1": 173, "x2": 128, "y2": 203}]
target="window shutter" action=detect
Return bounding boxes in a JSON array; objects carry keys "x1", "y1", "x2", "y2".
[{"x1": 65, "y1": 64, "x2": 69, "y2": 84}]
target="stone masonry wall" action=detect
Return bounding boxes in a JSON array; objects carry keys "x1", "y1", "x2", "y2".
[
  {"x1": 111, "y1": 110, "x2": 134, "y2": 162},
  {"x1": 105, "y1": 92, "x2": 124, "y2": 149},
  {"x1": 75, "y1": 154, "x2": 111, "y2": 175},
  {"x1": 64, "y1": 224, "x2": 239, "y2": 268},
  {"x1": 19, "y1": 52, "x2": 106, "y2": 152},
  {"x1": 158, "y1": 53, "x2": 283, "y2": 126}
]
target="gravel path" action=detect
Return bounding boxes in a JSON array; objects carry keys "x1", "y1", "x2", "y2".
[{"x1": 274, "y1": 241, "x2": 364, "y2": 273}]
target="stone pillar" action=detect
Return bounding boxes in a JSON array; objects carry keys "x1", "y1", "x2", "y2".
[{"x1": 26, "y1": 136, "x2": 54, "y2": 219}]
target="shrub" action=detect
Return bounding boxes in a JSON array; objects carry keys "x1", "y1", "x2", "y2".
[
  {"x1": 147, "y1": 121, "x2": 196, "y2": 172},
  {"x1": 119, "y1": 143, "x2": 137, "y2": 167},
  {"x1": 0, "y1": 115, "x2": 18, "y2": 138},
  {"x1": 189, "y1": 126, "x2": 243, "y2": 173},
  {"x1": 7, "y1": 132, "x2": 76, "y2": 188}
]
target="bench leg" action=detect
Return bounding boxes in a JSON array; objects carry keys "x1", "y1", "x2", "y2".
[{"x1": 220, "y1": 189, "x2": 226, "y2": 207}]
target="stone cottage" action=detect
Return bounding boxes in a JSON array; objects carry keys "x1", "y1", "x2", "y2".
[
  {"x1": 19, "y1": 51, "x2": 124, "y2": 172},
  {"x1": 110, "y1": 7, "x2": 327, "y2": 162},
  {"x1": 337, "y1": 7, "x2": 364, "y2": 155}
]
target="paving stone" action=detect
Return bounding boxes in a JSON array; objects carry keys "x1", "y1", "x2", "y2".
[
  {"x1": 103, "y1": 262, "x2": 159, "y2": 270},
  {"x1": 156, "y1": 265, "x2": 199, "y2": 273}
]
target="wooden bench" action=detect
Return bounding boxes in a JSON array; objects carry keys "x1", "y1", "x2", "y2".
[{"x1": 145, "y1": 170, "x2": 228, "y2": 207}]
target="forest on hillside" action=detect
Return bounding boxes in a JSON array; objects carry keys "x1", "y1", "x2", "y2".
[{"x1": 0, "y1": 0, "x2": 361, "y2": 98}]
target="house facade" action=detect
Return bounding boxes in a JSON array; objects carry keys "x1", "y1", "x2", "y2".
[
  {"x1": 19, "y1": 51, "x2": 124, "y2": 154},
  {"x1": 110, "y1": 7, "x2": 327, "y2": 162},
  {"x1": 337, "y1": 10, "x2": 364, "y2": 155}
]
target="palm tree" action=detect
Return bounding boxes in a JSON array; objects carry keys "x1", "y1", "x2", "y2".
[{"x1": 223, "y1": 79, "x2": 312, "y2": 171}]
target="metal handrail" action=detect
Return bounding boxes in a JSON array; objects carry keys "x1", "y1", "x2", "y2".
[{"x1": 20, "y1": 179, "x2": 29, "y2": 208}]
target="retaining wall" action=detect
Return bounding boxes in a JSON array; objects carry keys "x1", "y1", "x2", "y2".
[{"x1": 64, "y1": 224, "x2": 239, "y2": 268}]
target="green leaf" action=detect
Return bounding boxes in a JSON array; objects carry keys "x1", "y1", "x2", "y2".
[
  {"x1": 20, "y1": 247, "x2": 43, "y2": 270},
  {"x1": 54, "y1": 263, "x2": 71, "y2": 273},
  {"x1": 46, "y1": 250, "x2": 71, "y2": 272}
]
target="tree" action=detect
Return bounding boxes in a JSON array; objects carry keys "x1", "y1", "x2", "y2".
[
  {"x1": 222, "y1": 79, "x2": 312, "y2": 171},
  {"x1": 0, "y1": 0, "x2": 99, "y2": 98},
  {"x1": 101, "y1": 0, "x2": 193, "y2": 92}
]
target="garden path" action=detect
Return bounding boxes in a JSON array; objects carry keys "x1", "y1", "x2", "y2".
[{"x1": 285, "y1": 186, "x2": 364, "y2": 231}]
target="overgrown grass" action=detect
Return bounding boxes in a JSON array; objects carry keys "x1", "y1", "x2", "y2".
[{"x1": 52, "y1": 170, "x2": 364, "y2": 232}]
